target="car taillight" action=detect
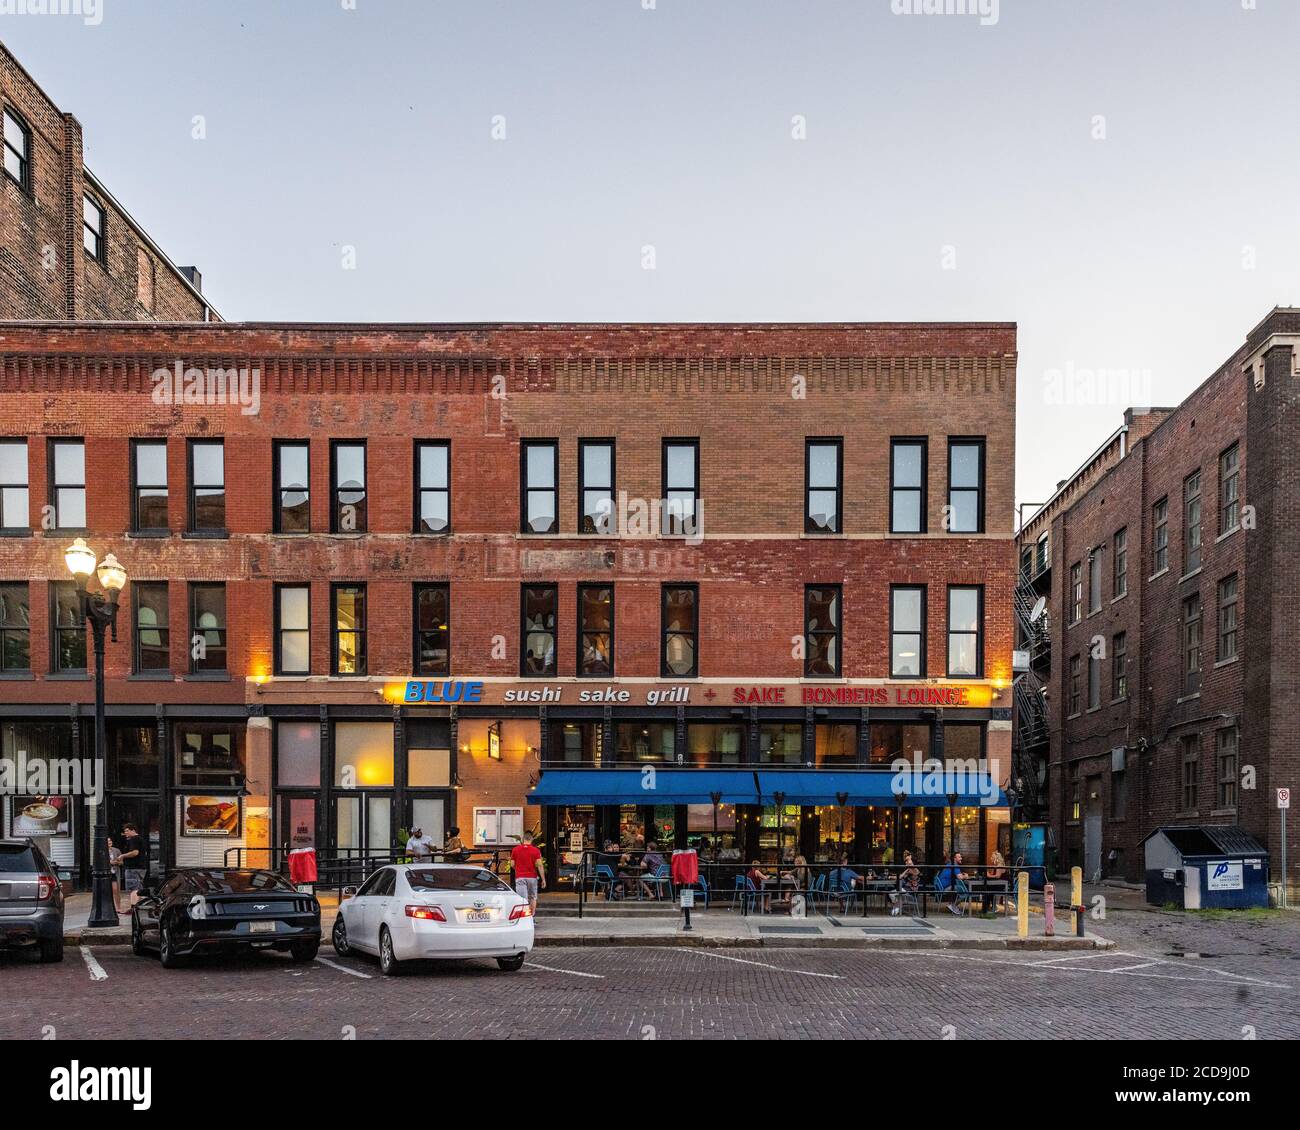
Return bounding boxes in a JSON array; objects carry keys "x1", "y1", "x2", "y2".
[
  {"x1": 509, "y1": 904, "x2": 534, "y2": 921},
  {"x1": 405, "y1": 904, "x2": 445, "y2": 921},
  {"x1": 36, "y1": 874, "x2": 56, "y2": 902}
]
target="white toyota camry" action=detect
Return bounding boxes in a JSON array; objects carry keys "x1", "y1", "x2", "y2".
[{"x1": 331, "y1": 863, "x2": 534, "y2": 975}]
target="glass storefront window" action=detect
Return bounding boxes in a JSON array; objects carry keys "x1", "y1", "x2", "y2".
[
  {"x1": 175, "y1": 723, "x2": 246, "y2": 789},
  {"x1": 686, "y1": 723, "x2": 744, "y2": 766},
  {"x1": 549, "y1": 721, "x2": 601, "y2": 764},
  {"x1": 813, "y1": 805, "x2": 852, "y2": 863},
  {"x1": 864, "y1": 805, "x2": 895, "y2": 864},
  {"x1": 814, "y1": 723, "x2": 856, "y2": 766},
  {"x1": 868, "y1": 722, "x2": 931, "y2": 766},
  {"x1": 408, "y1": 747, "x2": 450, "y2": 787},
  {"x1": 106, "y1": 724, "x2": 158, "y2": 791},
  {"x1": 651, "y1": 804, "x2": 675, "y2": 847},
  {"x1": 618, "y1": 805, "x2": 646, "y2": 848},
  {"x1": 276, "y1": 721, "x2": 320, "y2": 787},
  {"x1": 686, "y1": 802, "x2": 738, "y2": 859},
  {"x1": 758, "y1": 723, "x2": 801, "y2": 765},
  {"x1": 615, "y1": 722, "x2": 674, "y2": 764},
  {"x1": 900, "y1": 807, "x2": 930, "y2": 863},
  {"x1": 759, "y1": 804, "x2": 800, "y2": 864},
  {"x1": 334, "y1": 721, "x2": 394, "y2": 788}
]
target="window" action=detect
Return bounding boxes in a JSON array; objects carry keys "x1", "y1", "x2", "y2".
[
  {"x1": 661, "y1": 585, "x2": 698, "y2": 677},
  {"x1": 274, "y1": 441, "x2": 310, "y2": 533},
  {"x1": 890, "y1": 438, "x2": 927, "y2": 533},
  {"x1": 136, "y1": 248, "x2": 154, "y2": 311},
  {"x1": 3, "y1": 108, "x2": 30, "y2": 189},
  {"x1": 128, "y1": 440, "x2": 168, "y2": 532},
  {"x1": 521, "y1": 584, "x2": 557, "y2": 676},
  {"x1": 520, "y1": 440, "x2": 558, "y2": 534},
  {"x1": 50, "y1": 582, "x2": 85, "y2": 673},
  {"x1": 1219, "y1": 443, "x2": 1240, "y2": 534},
  {"x1": 578, "y1": 439, "x2": 614, "y2": 535},
  {"x1": 1183, "y1": 593, "x2": 1202, "y2": 695},
  {"x1": 1183, "y1": 470, "x2": 1202, "y2": 573},
  {"x1": 415, "y1": 441, "x2": 450, "y2": 534},
  {"x1": 332, "y1": 584, "x2": 366, "y2": 675},
  {"x1": 662, "y1": 439, "x2": 699, "y2": 536},
  {"x1": 1153, "y1": 498, "x2": 1168, "y2": 573},
  {"x1": 804, "y1": 585, "x2": 841, "y2": 677},
  {"x1": 49, "y1": 440, "x2": 85, "y2": 529},
  {"x1": 1113, "y1": 527, "x2": 1127, "y2": 598},
  {"x1": 890, "y1": 586, "x2": 925, "y2": 677},
  {"x1": 1035, "y1": 531, "x2": 1049, "y2": 575},
  {"x1": 331, "y1": 442, "x2": 366, "y2": 533},
  {"x1": 1088, "y1": 551, "x2": 1102, "y2": 613},
  {"x1": 275, "y1": 585, "x2": 310, "y2": 676},
  {"x1": 946, "y1": 586, "x2": 982, "y2": 677},
  {"x1": 0, "y1": 583, "x2": 30, "y2": 671},
  {"x1": 1217, "y1": 728, "x2": 1238, "y2": 809},
  {"x1": 413, "y1": 583, "x2": 449, "y2": 676},
  {"x1": 1070, "y1": 562, "x2": 1082, "y2": 623},
  {"x1": 687, "y1": 724, "x2": 745, "y2": 766},
  {"x1": 1070, "y1": 769, "x2": 1081, "y2": 821},
  {"x1": 1087, "y1": 650, "x2": 1101, "y2": 710},
  {"x1": 1068, "y1": 654, "x2": 1081, "y2": 716},
  {"x1": 187, "y1": 439, "x2": 225, "y2": 532},
  {"x1": 0, "y1": 440, "x2": 29, "y2": 530},
  {"x1": 176, "y1": 722, "x2": 246, "y2": 790},
  {"x1": 1217, "y1": 574, "x2": 1238, "y2": 662},
  {"x1": 578, "y1": 584, "x2": 613, "y2": 676},
  {"x1": 83, "y1": 195, "x2": 105, "y2": 262},
  {"x1": 1181, "y1": 736, "x2": 1199, "y2": 811},
  {"x1": 947, "y1": 438, "x2": 985, "y2": 533},
  {"x1": 133, "y1": 583, "x2": 169, "y2": 673},
  {"x1": 189, "y1": 583, "x2": 227, "y2": 673},
  {"x1": 805, "y1": 438, "x2": 842, "y2": 534},
  {"x1": 1112, "y1": 632, "x2": 1127, "y2": 700}
]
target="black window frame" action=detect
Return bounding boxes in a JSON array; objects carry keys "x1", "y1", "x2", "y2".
[
  {"x1": 132, "y1": 581, "x2": 170, "y2": 674},
  {"x1": 188, "y1": 582, "x2": 227, "y2": 675},
  {"x1": 661, "y1": 438, "x2": 700, "y2": 537},
  {"x1": 0, "y1": 438, "x2": 29, "y2": 532},
  {"x1": 83, "y1": 193, "x2": 106, "y2": 264},
  {"x1": 331, "y1": 582, "x2": 367, "y2": 676},
  {"x1": 0, "y1": 581, "x2": 31, "y2": 672},
  {"x1": 186, "y1": 438, "x2": 226, "y2": 535},
  {"x1": 1183, "y1": 469, "x2": 1202, "y2": 574},
  {"x1": 273, "y1": 440, "x2": 311, "y2": 534},
  {"x1": 945, "y1": 584, "x2": 983, "y2": 678},
  {"x1": 3, "y1": 107, "x2": 31, "y2": 192},
  {"x1": 889, "y1": 584, "x2": 926, "y2": 679},
  {"x1": 1183, "y1": 592, "x2": 1202, "y2": 696},
  {"x1": 1219, "y1": 442, "x2": 1240, "y2": 535},
  {"x1": 1113, "y1": 526, "x2": 1127, "y2": 598},
  {"x1": 890, "y1": 436, "x2": 928, "y2": 534},
  {"x1": 274, "y1": 583, "x2": 311, "y2": 677},
  {"x1": 330, "y1": 440, "x2": 367, "y2": 534},
  {"x1": 946, "y1": 437, "x2": 985, "y2": 534},
  {"x1": 413, "y1": 582, "x2": 451, "y2": 677},
  {"x1": 804, "y1": 584, "x2": 842, "y2": 678},
  {"x1": 1153, "y1": 497, "x2": 1169, "y2": 573},
  {"x1": 577, "y1": 582, "x2": 614, "y2": 678},
  {"x1": 1216, "y1": 727, "x2": 1238, "y2": 809},
  {"x1": 1087, "y1": 550, "x2": 1102, "y2": 614},
  {"x1": 1112, "y1": 631, "x2": 1127, "y2": 701},
  {"x1": 1068, "y1": 654, "x2": 1081, "y2": 716},
  {"x1": 130, "y1": 438, "x2": 169, "y2": 534},
  {"x1": 804, "y1": 437, "x2": 843, "y2": 535},
  {"x1": 414, "y1": 440, "x2": 451, "y2": 535},
  {"x1": 1070, "y1": 562, "x2": 1082, "y2": 623},
  {"x1": 1217, "y1": 573, "x2": 1238, "y2": 663},
  {"x1": 577, "y1": 438, "x2": 615, "y2": 536},
  {"x1": 48, "y1": 438, "x2": 86, "y2": 531},
  {"x1": 520, "y1": 583, "x2": 558, "y2": 678},
  {"x1": 660, "y1": 583, "x2": 698, "y2": 678},
  {"x1": 1181, "y1": 736, "x2": 1199, "y2": 811},
  {"x1": 520, "y1": 439, "x2": 559, "y2": 535}
]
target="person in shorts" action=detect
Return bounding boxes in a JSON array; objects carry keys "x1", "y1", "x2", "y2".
[
  {"x1": 510, "y1": 830, "x2": 545, "y2": 913},
  {"x1": 117, "y1": 821, "x2": 147, "y2": 913}
]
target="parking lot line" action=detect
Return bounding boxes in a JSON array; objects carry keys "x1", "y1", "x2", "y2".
[
  {"x1": 678, "y1": 948, "x2": 843, "y2": 979},
  {"x1": 525, "y1": 961, "x2": 605, "y2": 979},
  {"x1": 313, "y1": 956, "x2": 372, "y2": 979},
  {"x1": 80, "y1": 947, "x2": 107, "y2": 982}
]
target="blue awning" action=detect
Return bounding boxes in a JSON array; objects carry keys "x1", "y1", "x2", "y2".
[
  {"x1": 758, "y1": 771, "x2": 1008, "y2": 808},
  {"x1": 527, "y1": 769, "x2": 759, "y2": 806}
]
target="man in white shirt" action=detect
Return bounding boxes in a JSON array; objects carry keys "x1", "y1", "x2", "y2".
[{"x1": 405, "y1": 827, "x2": 434, "y2": 862}]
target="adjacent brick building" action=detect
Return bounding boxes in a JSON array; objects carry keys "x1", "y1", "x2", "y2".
[
  {"x1": 0, "y1": 319, "x2": 1016, "y2": 887},
  {"x1": 1015, "y1": 308, "x2": 1300, "y2": 900},
  {"x1": 1, "y1": 40, "x2": 217, "y2": 321}
]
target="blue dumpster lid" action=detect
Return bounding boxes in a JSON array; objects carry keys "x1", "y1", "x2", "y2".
[{"x1": 1140, "y1": 824, "x2": 1266, "y2": 858}]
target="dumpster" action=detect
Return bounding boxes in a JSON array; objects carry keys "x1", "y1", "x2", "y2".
[
  {"x1": 1141, "y1": 825, "x2": 1269, "y2": 909},
  {"x1": 1012, "y1": 822, "x2": 1051, "y2": 890}
]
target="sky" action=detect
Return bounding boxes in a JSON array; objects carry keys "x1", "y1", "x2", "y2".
[{"x1": 3, "y1": 0, "x2": 1298, "y2": 519}]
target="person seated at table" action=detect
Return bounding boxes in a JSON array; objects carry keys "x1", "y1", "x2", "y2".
[
  {"x1": 934, "y1": 852, "x2": 971, "y2": 915},
  {"x1": 597, "y1": 841, "x2": 626, "y2": 897},
  {"x1": 984, "y1": 849, "x2": 1007, "y2": 913},
  {"x1": 746, "y1": 860, "x2": 773, "y2": 911},
  {"x1": 889, "y1": 850, "x2": 922, "y2": 916},
  {"x1": 828, "y1": 854, "x2": 862, "y2": 910},
  {"x1": 637, "y1": 841, "x2": 667, "y2": 899},
  {"x1": 780, "y1": 855, "x2": 811, "y2": 902}
]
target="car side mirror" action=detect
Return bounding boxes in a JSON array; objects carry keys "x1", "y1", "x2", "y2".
[{"x1": 341, "y1": 886, "x2": 357, "y2": 901}]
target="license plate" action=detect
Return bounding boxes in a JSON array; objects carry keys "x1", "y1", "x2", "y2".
[
  {"x1": 250, "y1": 920, "x2": 276, "y2": 934},
  {"x1": 465, "y1": 910, "x2": 491, "y2": 923}
]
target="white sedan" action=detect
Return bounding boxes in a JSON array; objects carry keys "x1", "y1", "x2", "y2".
[{"x1": 331, "y1": 863, "x2": 534, "y2": 975}]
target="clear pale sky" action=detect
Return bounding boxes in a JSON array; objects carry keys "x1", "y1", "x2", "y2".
[{"x1": 4, "y1": 0, "x2": 1297, "y2": 518}]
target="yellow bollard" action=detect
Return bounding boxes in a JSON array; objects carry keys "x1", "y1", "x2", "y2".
[
  {"x1": 1017, "y1": 871, "x2": 1029, "y2": 938},
  {"x1": 1071, "y1": 866, "x2": 1082, "y2": 936}
]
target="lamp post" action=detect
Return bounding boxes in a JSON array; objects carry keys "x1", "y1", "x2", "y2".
[{"x1": 65, "y1": 538, "x2": 127, "y2": 929}]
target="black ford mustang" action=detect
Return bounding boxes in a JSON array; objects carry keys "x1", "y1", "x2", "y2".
[{"x1": 131, "y1": 869, "x2": 320, "y2": 968}]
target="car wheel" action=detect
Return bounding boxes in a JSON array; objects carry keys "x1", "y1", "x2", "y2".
[
  {"x1": 38, "y1": 935, "x2": 64, "y2": 964},
  {"x1": 130, "y1": 914, "x2": 147, "y2": 957},
  {"x1": 378, "y1": 926, "x2": 401, "y2": 976},
  {"x1": 496, "y1": 953, "x2": 525, "y2": 972},
  {"x1": 159, "y1": 921, "x2": 183, "y2": 969},
  {"x1": 290, "y1": 939, "x2": 319, "y2": 963},
  {"x1": 331, "y1": 916, "x2": 351, "y2": 957}
]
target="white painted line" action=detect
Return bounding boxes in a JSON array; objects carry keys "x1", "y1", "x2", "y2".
[
  {"x1": 678, "y1": 948, "x2": 843, "y2": 979},
  {"x1": 80, "y1": 947, "x2": 107, "y2": 982},
  {"x1": 313, "y1": 956, "x2": 372, "y2": 979},
  {"x1": 1105, "y1": 962, "x2": 1158, "y2": 973},
  {"x1": 916, "y1": 949, "x2": 1291, "y2": 990},
  {"x1": 526, "y1": 961, "x2": 606, "y2": 980}
]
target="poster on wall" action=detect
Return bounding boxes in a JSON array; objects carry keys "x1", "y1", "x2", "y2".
[
  {"x1": 11, "y1": 796, "x2": 72, "y2": 838},
  {"x1": 473, "y1": 806, "x2": 525, "y2": 846},
  {"x1": 183, "y1": 795, "x2": 241, "y2": 837},
  {"x1": 472, "y1": 807, "x2": 498, "y2": 847}
]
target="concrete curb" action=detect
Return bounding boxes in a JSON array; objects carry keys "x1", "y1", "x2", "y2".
[{"x1": 534, "y1": 933, "x2": 1113, "y2": 951}]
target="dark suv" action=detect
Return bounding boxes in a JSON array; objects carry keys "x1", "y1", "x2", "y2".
[{"x1": 0, "y1": 839, "x2": 65, "y2": 962}]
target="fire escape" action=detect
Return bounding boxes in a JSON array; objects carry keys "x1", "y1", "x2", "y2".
[{"x1": 1012, "y1": 539, "x2": 1051, "y2": 818}]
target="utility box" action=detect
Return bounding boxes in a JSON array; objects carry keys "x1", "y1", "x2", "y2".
[{"x1": 1141, "y1": 825, "x2": 1269, "y2": 910}]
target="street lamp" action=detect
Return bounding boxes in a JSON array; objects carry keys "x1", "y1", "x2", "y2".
[{"x1": 65, "y1": 539, "x2": 128, "y2": 929}]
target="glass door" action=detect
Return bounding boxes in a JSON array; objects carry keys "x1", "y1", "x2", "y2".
[
  {"x1": 332, "y1": 792, "x2": 393, "y2": 883},
  {"x1": 406, "y1": 794, "x2": 448, "y2": 853}
]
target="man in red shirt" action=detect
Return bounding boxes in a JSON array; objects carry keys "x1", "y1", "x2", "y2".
[{"x1": 510, "y1": 830, "x2": 545, "y2": 913}]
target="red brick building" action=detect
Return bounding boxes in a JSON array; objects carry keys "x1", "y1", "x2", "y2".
[
  {"x1": 1, "y1": 41, "x2": 217, "y2": 322},
  {"x1": 1015, "y1": 308, "x2": 1300, "y2": 900},
  {"x1": 0, "y1": 319, "x2": 1016, "y2": 887}
]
